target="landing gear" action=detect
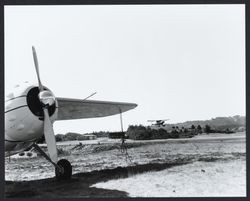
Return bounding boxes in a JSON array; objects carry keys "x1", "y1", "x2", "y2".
[
  {"x1": 32, "y1": 144, "x2": 72, "y2": 180},
  {"x1": 55, "y1": 159, "x2": 72, "y2": 180}
]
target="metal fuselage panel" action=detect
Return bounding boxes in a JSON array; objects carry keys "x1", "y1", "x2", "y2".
[{"x1": 5, "y1": 84, "x2": 58, "y2": 153}]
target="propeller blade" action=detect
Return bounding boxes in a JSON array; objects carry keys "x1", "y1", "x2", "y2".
[
  {"x1": 43, "y1": 107, "x2": 58, "y2": 163},
  {"x1": 32, "y1": 46, "x2": 43, "y2": 91}
]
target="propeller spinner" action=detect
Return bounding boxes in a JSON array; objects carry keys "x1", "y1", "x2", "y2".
[{"x1": 39, "y1": 90, "x2": 56, "y2": 107}]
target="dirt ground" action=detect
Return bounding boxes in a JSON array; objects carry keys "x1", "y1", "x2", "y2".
[
  {"x1": 5, "y1": 162, "x2": 187, "y2": 198},
  {"x1": 5, "y1": 132, "x2": 245, "y2": 198}
]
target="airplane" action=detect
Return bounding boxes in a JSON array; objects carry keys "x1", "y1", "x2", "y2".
[
  {"x1": 147, "y1": 119, "x2": 170, "y2": 127},
  {"x1": 5, "y1": 46, "x2": 137, "y2": 180}
]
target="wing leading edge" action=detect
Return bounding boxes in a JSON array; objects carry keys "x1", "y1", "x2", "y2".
[{"x1": 56, "y1": 97, "x2": 137, "y2": 121}]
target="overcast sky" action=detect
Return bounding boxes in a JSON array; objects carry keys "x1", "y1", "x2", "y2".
[{"x1": 4, "y1": 5, "x2": 245, "y2": 134}]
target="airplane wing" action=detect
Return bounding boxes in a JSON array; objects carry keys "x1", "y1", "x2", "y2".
[{"x1": 56, "y1": 97, "x2": 137, "y2": 120}]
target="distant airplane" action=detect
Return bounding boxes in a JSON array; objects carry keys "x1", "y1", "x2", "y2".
[
  {"x1": 147, "y1": 119, "x2": 170, "y2": 127},
  {"x1": 5, "y1": 46, "x2": 137, "y2": 180}
]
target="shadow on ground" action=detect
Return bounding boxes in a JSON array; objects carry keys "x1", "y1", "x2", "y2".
[{"x1": 5, "y1": 160, "x2": 189, "y2": 198}]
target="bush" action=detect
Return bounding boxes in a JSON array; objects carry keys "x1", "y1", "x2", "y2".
[{"x1": 127, "y1": 125, "x2": 171, "y2": 140}]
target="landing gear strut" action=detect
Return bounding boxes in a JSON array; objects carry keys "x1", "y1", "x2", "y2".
[{"x1": 32, "y1": 144, "x2": 72, "y2": 180}]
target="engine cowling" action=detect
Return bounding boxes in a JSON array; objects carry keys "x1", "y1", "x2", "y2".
[
  {"x1": 5, "y1": 83, "x2": 58, "y2": 146},
  {"x1": 26, "y1": 86, "x2": 57, "y2": 119}
]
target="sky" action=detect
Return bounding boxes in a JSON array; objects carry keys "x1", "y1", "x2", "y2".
[{"x1": 4, "y1": 5, "x2": 245, "y2": 134}]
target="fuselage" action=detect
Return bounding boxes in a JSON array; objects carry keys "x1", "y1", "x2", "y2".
[{"x1": 5, "y1": 82, "x2": 58, "y2": 156}]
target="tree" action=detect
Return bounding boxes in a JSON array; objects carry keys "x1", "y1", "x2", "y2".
[
  {"x1": 204, "y1": 124, "x2": 211, "y2": 134},
  {"x1": 197, "y1": 125, "x2": 202, "y2": 134}
]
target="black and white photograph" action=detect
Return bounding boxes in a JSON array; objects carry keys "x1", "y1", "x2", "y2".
[{"x1": 4, "y1": 3, "x2": 246, "y2": 198}]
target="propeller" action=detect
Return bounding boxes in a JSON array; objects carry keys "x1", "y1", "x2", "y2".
[
  {"x1": 32, "y1": 46, "x2": 58, "y2": 163},
  {"x1": 43, "y1": 106, "x2": 57, "y2": 162},
  {"x1": 32, "y1": 46, "x2": 43, "y2": 91}
]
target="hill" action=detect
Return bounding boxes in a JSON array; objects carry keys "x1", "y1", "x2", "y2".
[{"x1": 159, "y1": 115, "x2": 245, "y2": 132}]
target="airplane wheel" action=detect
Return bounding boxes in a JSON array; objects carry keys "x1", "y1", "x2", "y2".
[{"x1": 55, "y1": 159, "x2": 72, "y2": 180}]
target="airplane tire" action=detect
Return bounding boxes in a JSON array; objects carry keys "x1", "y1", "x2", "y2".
[{"x1": 55, "y1": 159, "x2": 72, "y2": 180}]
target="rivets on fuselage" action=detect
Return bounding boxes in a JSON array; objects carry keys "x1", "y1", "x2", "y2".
[
  {"x1": 27, "y1": 130, "x2": 35, "y2": 134},
  {"x1": 9, "y1": 116, "x2": 17, "y2": 122},
  {"x1": 17, "y1": 124, "x2": 25, "y2": 131},
  {"x1": 6, "y1": 93, "x2": 14, "y2": 99}
]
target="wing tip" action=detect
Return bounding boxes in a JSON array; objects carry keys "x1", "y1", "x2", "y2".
[
  {"x1": 126, "y1": 103, "x2": 138, "y2": 110},
  {"x1": 132, "y1": 103, "x2": 138, "y2": 108},
  {"x1": 125, "y1": 103, "x2": 138, "y2": 111}
]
